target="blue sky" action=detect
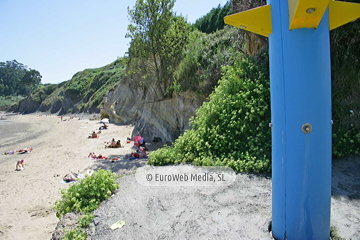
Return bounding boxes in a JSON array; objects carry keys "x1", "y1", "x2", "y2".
[{"x1": 0, "y1": 0, "x2": 226, "y2": 84}]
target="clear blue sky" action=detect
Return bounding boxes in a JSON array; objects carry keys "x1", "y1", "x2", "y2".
[{"x1": 0, "y1": 0, "x2": 226, "y2": 84}]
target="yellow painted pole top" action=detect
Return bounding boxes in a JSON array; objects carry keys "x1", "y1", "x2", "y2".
[
  {"x1": 223, "y1": 0, "x2": 360, "y2": 36},
  {"x1": 288, "y1": 0, "x2": 330, "y2": 30}
]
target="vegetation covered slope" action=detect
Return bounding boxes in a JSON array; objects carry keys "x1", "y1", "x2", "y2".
[
  {"x1": 0, "y1": 60, "x2": 42, "y2": 109},
  {"x1": 10, "y1": 58, "x2": 126, "y2": 114},
  {"x1": 148, "y1": 0, "x2": 360, "y2": 172},
  {"x1": 149, "y1": 54, "x2": 271, "y2": 173}
]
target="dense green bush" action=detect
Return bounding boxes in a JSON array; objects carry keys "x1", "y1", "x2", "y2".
[
  {"x1": 54, "y1": 170, "x2": 119, "y2": 218},
  {"x1": 332, "y1": 125, "x2": 360, "y2": 158},
  {"x1": 330, "y1": 18, "x2": 360, "y2": 158},
  {"x1": 150, "y1": 54, "x2": 271, "y2": 173},
  {"x1": 174, "y1": 26, "x2": 242, "y2": 94}
]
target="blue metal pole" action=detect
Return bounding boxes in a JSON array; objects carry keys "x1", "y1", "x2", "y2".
[{"x1": 269, "y1": 1, "x2": 332, "y2": 239}]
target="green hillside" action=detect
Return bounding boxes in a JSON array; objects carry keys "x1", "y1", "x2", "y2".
[{"x1": 9, "y1": 58, "x2": 126, "y2": 114}]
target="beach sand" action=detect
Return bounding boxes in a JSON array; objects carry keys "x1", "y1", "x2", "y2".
[
  {"x1": 1, "y1": 112, "x2": 360, "y2": 239},
  {"x1": 0, "y1": 112, "x2": 138, "y2": 240}
]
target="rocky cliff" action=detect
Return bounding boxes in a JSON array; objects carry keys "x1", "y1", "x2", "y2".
[{"x1": 102, "y1": 75, "x2": 206, "y2": 143}]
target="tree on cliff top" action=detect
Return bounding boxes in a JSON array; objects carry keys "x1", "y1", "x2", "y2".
[
  {"x1": 21, "y1": 69, "x2": 42, "y2": 95},
  {"x1": 0, "y1": 60, "x2": 42, "y2": 96},
  {"x1": 126, "y1": 0, "x2": 191, "y2": 99}
]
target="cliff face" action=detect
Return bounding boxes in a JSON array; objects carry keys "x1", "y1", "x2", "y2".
[
  {"x1": 10, "y1": 89, "x2": 81, "y2": 115},
  {"x1": 102, "y1": 75, "x2": 206, "y2": 142},
  {"x1": 8, "y1": 95, "x2": 41, "y2": 113}
]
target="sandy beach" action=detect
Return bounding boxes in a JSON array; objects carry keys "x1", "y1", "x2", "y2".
[
  {"x1": 1, "y1": 112, "x2": 360, "y2": 240},
  {"x1": 0, "y1": 112, "x2": 138, "y2": 240}
]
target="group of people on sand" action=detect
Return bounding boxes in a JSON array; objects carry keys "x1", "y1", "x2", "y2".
[
  {"x1": 3, "y1": 148, "x2": 33, "y2": 171},
  {"x1": 86, "y1": 120, "x2": 148, "y2": 160},
  {"x1": 105, "y1": 138, "x2": 122, "y2": 148}
]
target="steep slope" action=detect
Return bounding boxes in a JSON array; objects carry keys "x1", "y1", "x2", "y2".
[{"x1": 10, "y1": 59, "x2": 126, "y2": 115}]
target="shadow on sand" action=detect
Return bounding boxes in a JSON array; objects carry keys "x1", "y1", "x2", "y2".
[{"x1": 332, "y1": 156, "x2": 360, "y2": 199}]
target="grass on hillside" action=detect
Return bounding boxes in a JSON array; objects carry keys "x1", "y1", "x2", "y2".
[{"x1": 0, "y1": 95, "x2": 25, "y2": 110}]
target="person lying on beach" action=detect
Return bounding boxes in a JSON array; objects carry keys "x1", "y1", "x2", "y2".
[
  {"x1": 4, "y1": 147, "x2": 33, "y2": 155},
  {"x1": 4, "y1": 150, "x2": 16, "y2": 155},
  {"x1": 88, "y1": 131, "x2": 98, "y2": 138},
  {"x1": 99, "y1": 123, "x2": 109, "y2": 130},
  {"x1": 63, "y1": 172, "x2": 80, "y2": 182},
  {"x1": 88, "y1": 152, "x2": 108, "y2": 159},
  {"x1": 18, "y1": 147, "x2": 33, "y2": 154},
  {"x1": 130, "y1": 146, "x2": 147, "y2": 158},
  {"x1": 15, "y1": 159, "x2": 25, "y2": 171}
]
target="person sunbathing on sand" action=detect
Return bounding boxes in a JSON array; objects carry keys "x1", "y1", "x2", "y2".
[
  {"x1": 115, "y1": 140, "x2": 122, "y2": 148},
  {"x1": 18, "y1": 147, "x2": 33, "y2": 154},
  {"x1": 15, "y1": 159, "x2": 25, "y2": 171},
  {"x1": 4, "y1": 150, "x2": 16, "y2": 155},
  {"x1": 130, "y1": 146, "x2": 147, "y2": 158},
  {"x1": 63, "y1": 172, "x2": 80, "y2": 182},
  {"x1": 88, "y1": 152, "x2": 107, "y2": 159},
  {"x1": 99, "y1": 123, "x2": 109, "y2": 130},
  {"x1": 88, "y1": 131, "x2": 98, "y2": 138}
]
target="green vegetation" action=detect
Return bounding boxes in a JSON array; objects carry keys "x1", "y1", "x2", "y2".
[
  {"x1": 330, "y1": 11, "x2": 360, "y2": 158},
  {"x1": 54, "y1": 170, "x2": 119, "y2": 239},
  {"x1": 173, "y1": 26, "x2": 242, "y2": 94},
  {"x1": 63, "y1": 58, "x2": 126, "y2": 110},
  {"x1": 0, "y1": 60, "x2": 43, "y2": 109},
  {"x1": 10, "y1": 58, "x2": 126, "y2": 114},
  {"x1": 78, "y1": 213, "x2": 95, "y2": 228},
  {"x1": 0, "y1": 60, "x2": 42, "y2": 96},
  {"x1": 149, "y1": 54, "x2": 271, "y2": 173},
  {"x1": 62, "y1": 229, "x2": 87, "y2": 240},
  {"x1": 193, "y1": 2, "x2": 230, "y2": 33},
  {"x1": 30, "y1": 84, "x2": 59, "y2": 103},
  {"x1": 126, "y1": 0, "x2": 192, "y2": 98},
  {"x1": 148, "y1": 0, "x2": 360, "y2": 170},
  {"x1": 54, "y1": 169, "x2": 119, "y2": 218},
  {"x1": 0, "y1": 95, "x2": 26, "y2": 110}
]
